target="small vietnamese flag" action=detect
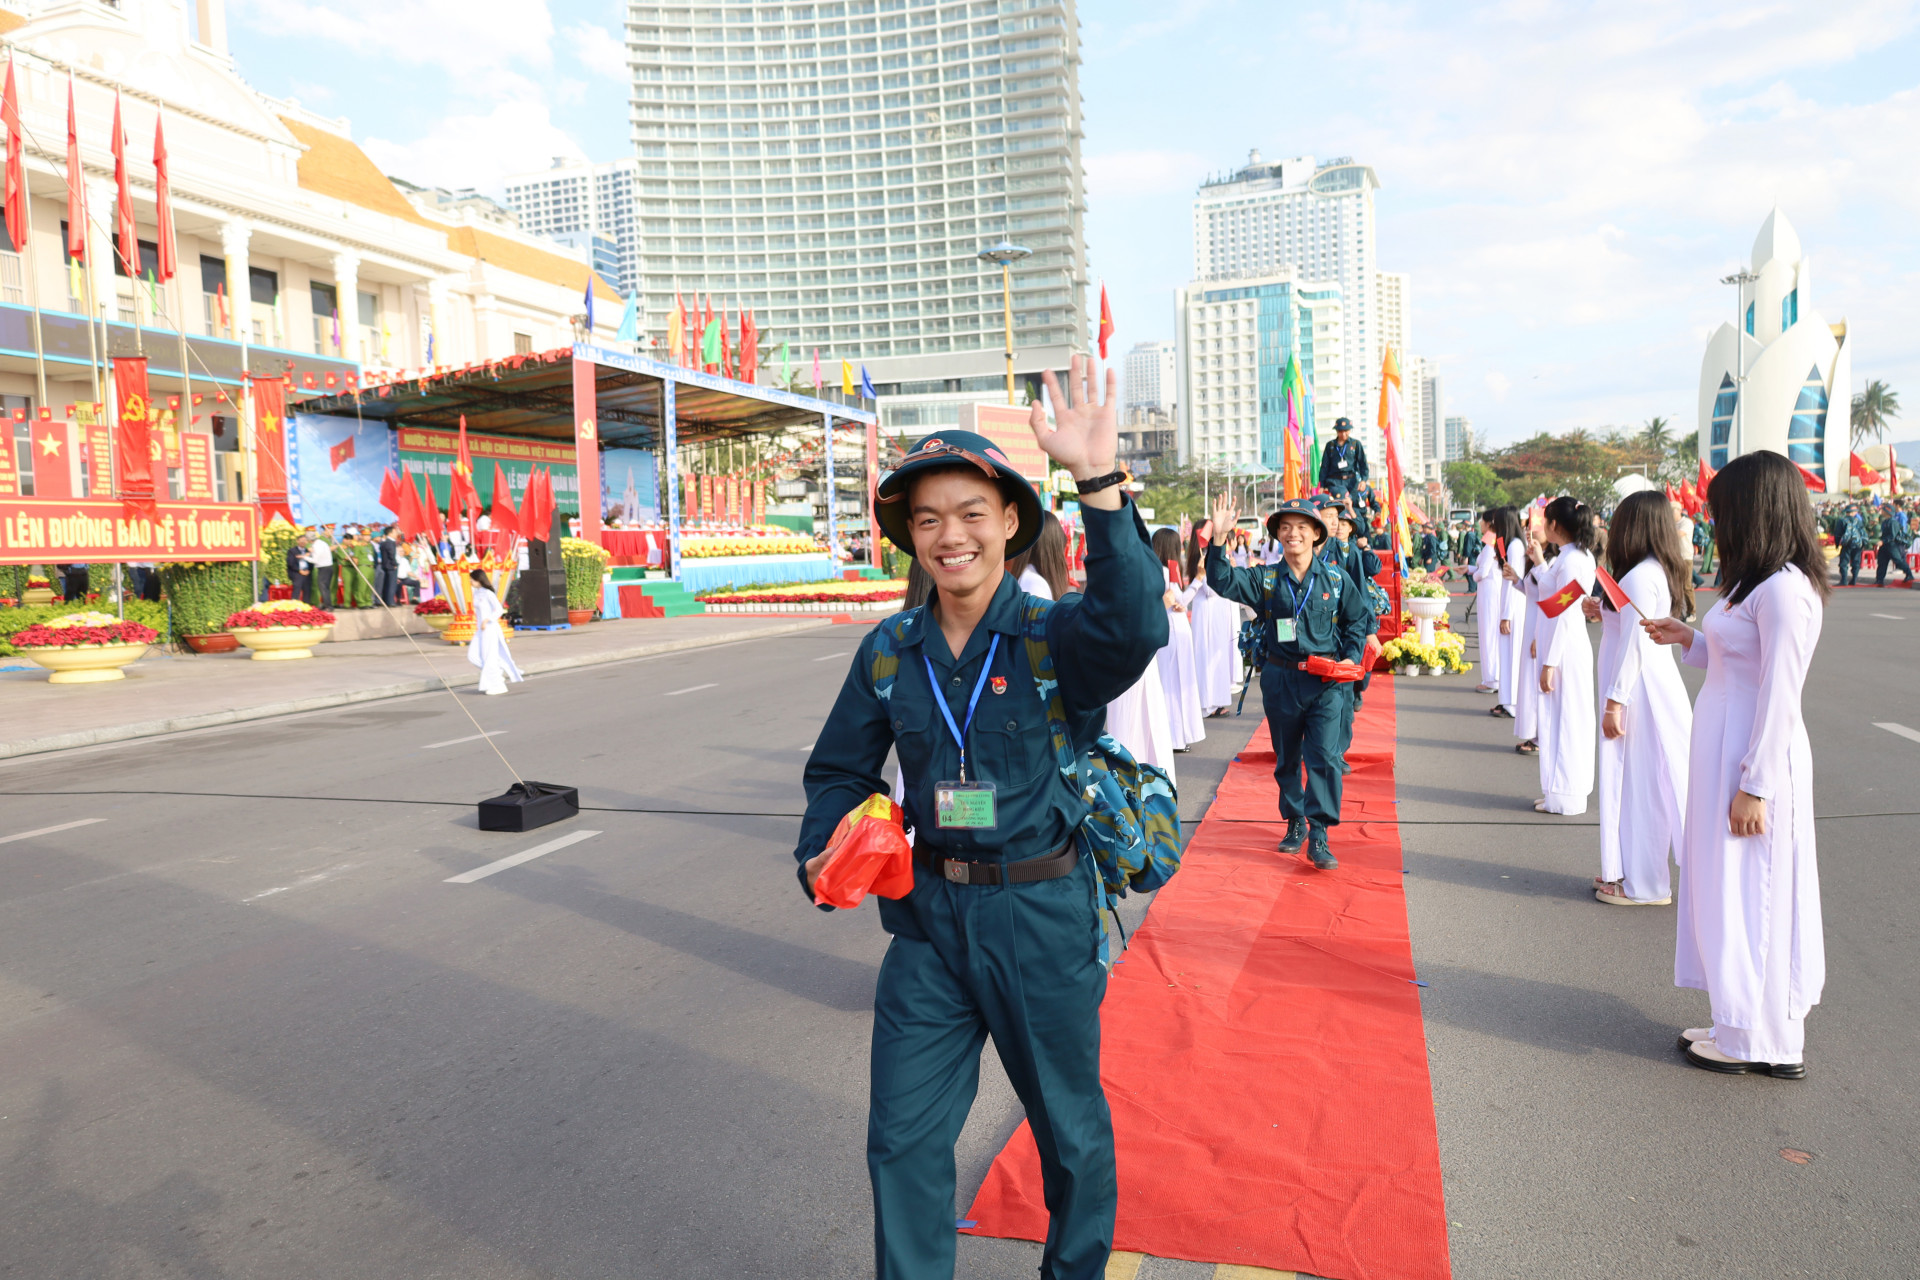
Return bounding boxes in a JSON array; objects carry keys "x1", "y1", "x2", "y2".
[
  {"x1": 1537, "y1": 576, "x2": 1587, "y2": 618},
  {"x1": 328, "y1": 434, "x2": 356, "y2": 470},
  {"x1": 1592, "y1": 562, "x2": 1633, "y2": 614}
]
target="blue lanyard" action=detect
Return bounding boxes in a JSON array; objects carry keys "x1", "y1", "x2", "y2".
[
  {"x1": 1277, "y1": 567, "x2": 1313, "y2": 619},
  {"x1": 923, "y1": 633, "x2": 1000, "y2": 784}
]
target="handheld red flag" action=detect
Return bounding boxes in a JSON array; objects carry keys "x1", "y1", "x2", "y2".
[
  {"x1": 152, "y1": 115, "x2": 176, "y2": 283},
  {"x1": 64, "y1": 75, "x2": 86, "y2": 264},
  {"x1": 1536, "y1": 576, "x2": 1587, "y2": 618},
  {"x1": 810, "y1": 794, "x2": 914, "y2": 909},
  {"x1": 1592, "y1": 562, "x2": 1633, "y2": 613},
  {"x1": 489, "y1": 462, "x2": 520, "y2": 538},
  {"x1": 1097, "y1": 281, "x2": 1114, "y2": 360},
  {"x1": 378, "y1": 468, "x2": 402, "y2": 516},
  {"x1": 2, "y1": 61, "x2": 23, "y2": 255}
]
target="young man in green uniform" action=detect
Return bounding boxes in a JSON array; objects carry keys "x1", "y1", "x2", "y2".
[
  {"x1": 796, "y1": 356, "x2": 1167, "y2": 1280},
  {"x1": 1314, "y1": 495, "x2": 1381, "y2": 767},
  {"x1": 1207, "y1": 495, "x2": 1370, "y2": 869}
]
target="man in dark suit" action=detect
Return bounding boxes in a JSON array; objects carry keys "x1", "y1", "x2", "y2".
[
  {"x1": 287, "y1": 536, "x2": 311, "y2": 602},
  {"x1": 374, "y1": 526, "x2": 400, "y2": 604}
]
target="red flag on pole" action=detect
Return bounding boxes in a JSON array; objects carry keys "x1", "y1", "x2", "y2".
[
  {"x1": 64, "y1": 75, "x2": 86, "y2": 265},
  {"x1": 2, "y1": 61, "x2": 23, "y2": 254},
  {"x1": 1792, "y1": 460, "x2": 1824, "y2": 492},
  {"x1": 1592, "y1": 562, "x2": 1633, "y2": 613},
  {"x1": 378, "y1": 468, "x2": 402, "y2": 516},
  {"x1": 448, "y1": 414, "x2": 481, "y2": 520},
  {"x1": 489, "y1": 462, "x2": 520, "y2": 539},
  {"x1": 534, "y1": 467, "x2": 556, "y2": 541},
  {"x1": 112, "y1": 355, "x2": 157, "y2": 518},
  {"x1": 111, "y1": 92, "x2": 136, "y2": 277},
  {"x1": 1097, "y1": 282, "x2": 1114, "y2": 360},
  {"x1": 396, "y1": 464, "x2": 425, "y2": 538},
  {"x1": 1697, "y1": 458, "x2": 1716, "y2": 496},
  {"x1": 424, "y1": 474, "x2": 447, "y2": 547},
  {"x1": 518, "y1": 465, "x2": 545, "y2": 542},
  {"x1": 152, "y1": 114, "x2": 176, "y2": 283},
  {"x1": 328, "y1": 434, "x2": 356, "y2": 471}
]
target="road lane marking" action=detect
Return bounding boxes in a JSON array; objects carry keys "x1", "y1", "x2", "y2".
[
  {"x1": 1874, "y1": 722, "x2": 1920, "y2": 745},
  {"x1": 0, "y1": 818, "x2": 105, "y2": 846},
  {"x1": 812, "y1": 651, "x2": 850, "y2": 661},
  {"x1": 445, "y1": 830, "x2": 601, "y2": 884},
  {"x1": 664, "y1": 683, "x2": 717, "y2": 696},
  {"x1": 245, "y1": 863, "x2": 353, "y2": 903},
  {"x1": 424, "y1": 730, "x2": 509, "y2": 749},
  {"x1": 1870, "y1": 613, "x2": 1904, "y2": 620}
]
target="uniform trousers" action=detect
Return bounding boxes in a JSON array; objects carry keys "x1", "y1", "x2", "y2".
[
  {"x1": 868, "y1": 850, "x2": 1113, "y2": 1280},
  {"x1": 1837, "y1": 546, "x2": 1861, "y2": 585},
  {"x1": 1262, "y1": 663, "x2": 1348, "y2": 827},
  {"x1": 1875, "y1": 547, "x2": 1914, "y2": 586}
]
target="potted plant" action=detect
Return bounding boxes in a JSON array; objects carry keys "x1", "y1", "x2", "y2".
[
  {"x1": 225, "y1": 600, "x2": 337, "y2": 660},
  {"x1": 561, "y1": 536, "x2": 609, "y2": 625},
  {"x1": 10, "y1": 611, "x2": 158, "y2": 683},
  {"x1": 22, "y1": 571, "x2": 55, "y2": 606},
  {"x1": 413, "y1": 595, "x2": 454, "y2": 633},
  {"x1": 161, "y1": 561, "x2": 257, "y2": 653}
]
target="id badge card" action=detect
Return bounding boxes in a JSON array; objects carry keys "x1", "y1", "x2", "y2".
[
  {"x1": 1274, "y1": 617, "x2": 1297, "y2": 644},
  {"x1": 934, "y1": 781, "x2": 998, "y2": 829}
]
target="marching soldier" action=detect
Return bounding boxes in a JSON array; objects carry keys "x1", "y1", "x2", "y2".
[
  {"x1": 1208, "y1": 494, "x2": 1371, "y2": 869},
  {"x1": 1318, "y1": 418, "x2": 1369, "y2": 503}
]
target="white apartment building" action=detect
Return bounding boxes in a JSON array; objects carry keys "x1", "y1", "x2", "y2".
[
  {"x1": 1444, "y1": 415, "x2": 1473, "y2": 462},
  {"x1": 0, "y1": 0, "x2": 619, "y2": 500},
  {"x1": 1421, "y1": 369, "x2": 1445, "y2": 474},
  {"x1": 1176, "y1": 270, "x2": 1343, "y2": 473},
  {"x1": 1193, "y1": 150, "x2": 1379, "y2": 426},
  {"x1": 1123, "y1": 338, "x2": 1174, "y2": 412},
  {"x1": 504, "y1": 158, "x2": 643, "y2": 299},
  {"x1": 624, "y1": 0, "x2": 1089, "y2": 424}
]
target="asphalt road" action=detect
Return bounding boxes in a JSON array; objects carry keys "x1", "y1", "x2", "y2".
[
  {"x1": 2, "y1": 586, "x2": 1911, "y2": 1279},
  {"x1": 0, "y1": 621, "x2": 1256, "y2": 1280},
  {"x1": 1403, "y1": 582, "x2": 1919, "y2": 1279}
]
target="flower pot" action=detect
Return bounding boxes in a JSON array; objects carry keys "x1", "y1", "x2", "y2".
[
  {"x1": 567, "y1": 609, "x2": 594, "y2": 626},
  {"x1": 229, "y1": 625, "x2": 332, "y2": 661},
  {"x1": 16, "y1": 641, "x2": 148, "y2": 683},
  {"x1": 183, "y1": 633, "x2": 241, "y2": 654},
  {"x1": 444, "y1": 618, "x2": 475, "y2": 644},
  {"x1": 421, "y1": 613, "x2": 453, "y2": 633},
  {"x1": 1402, "y1": 664, "x2": 1423, "y2": 677},
  {"x1": 21, "y1": 586, "x2": 55, "y2": 606}
]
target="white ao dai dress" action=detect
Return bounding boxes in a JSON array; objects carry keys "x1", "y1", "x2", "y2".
[
  {"x1": 1496, "y1": 537, "x2": 1529, "y2": 715},
  {"x1": 1534, "y1": 546, "x2": 1596, "y2": 813},
  {"x1": 1595, "y1": 558, "x2": 1693, "y2": 903},
  {"x1": 467, "y1": 586, "x2": 524, "y2": 695},
  {"x1": 1513, "y1": 563, "x2": 1546, "y2": 744},
  {"x1": 1471, "y1": 542, "x2": 1501, "y2": 689},
  {"x1": 1158, "y1": 571, "x2": 1206, "y2": 748},
  {"x1": 1675, "y1": 566, "x2": 1824, "y2": 1065}
]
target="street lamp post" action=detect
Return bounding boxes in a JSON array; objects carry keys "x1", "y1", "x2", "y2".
[
  {"x1": 1719, "y1": 269, "x2": 1757, "y2": 461},
  {"x1": 977, "y1": 241, "x2": 1031, "y2": 406}
]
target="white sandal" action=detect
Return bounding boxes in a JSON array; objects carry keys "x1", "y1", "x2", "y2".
[{"x1": 1595, "y1": 881, "x2": 1671, "y2": 906}]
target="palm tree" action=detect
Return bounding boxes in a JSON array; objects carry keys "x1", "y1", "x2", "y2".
[
  {"x1": 1639, "y1": 415, "x2": 1674, "y2": 451},
  {"x1": 1852, "y1": 380, "x2": 1901, "y2": 447}
]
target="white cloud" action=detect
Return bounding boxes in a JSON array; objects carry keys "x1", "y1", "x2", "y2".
[
  {"x1": 365, "y1": 99, "x2": 586, "y2": 194},
  {"x1": 238, "y1": 0, "x2": 555, "y2": 81},
  {"x1": 1083, "y1": 149, "x2": 1210, "y2": 199},
  {"x1": 1485, "y1": 371, "x2": 1512, "y2": 403},
  {"x1": 562, "y1": 22, "x2": 627, "y2": 80}
]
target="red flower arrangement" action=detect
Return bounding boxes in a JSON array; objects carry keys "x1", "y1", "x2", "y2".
[
  {"x1": 12, "y1": 620, "x2": 158, "y2": 648},
  {"x1": 413, "y1": 596, "x2": 452, "y2": 615},
  {"x1": 226, "y1": 607, "x2": 337, "y2": 630}
]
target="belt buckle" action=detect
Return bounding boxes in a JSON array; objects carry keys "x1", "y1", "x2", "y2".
[{"x1": 943, "y1": 859, "x2": 969, "y2": 884}]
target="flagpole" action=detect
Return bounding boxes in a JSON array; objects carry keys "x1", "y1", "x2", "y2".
[{"x1": 17, "y1": 147, "x2": 47, "y2": 413}]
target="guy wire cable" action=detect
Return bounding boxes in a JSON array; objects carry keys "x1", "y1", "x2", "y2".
[{"x1": 19, "y1": 98, "x2": 528, "y2": 791}]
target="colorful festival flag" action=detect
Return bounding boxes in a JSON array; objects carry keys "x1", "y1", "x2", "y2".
[{"x1": 1097, "y1": 282, "x2": 1114, "y2": 360}]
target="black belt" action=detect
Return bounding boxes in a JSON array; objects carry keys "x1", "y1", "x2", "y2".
[{"x1": 916, "y1": 840, "x2": 1076, "y2": 886}]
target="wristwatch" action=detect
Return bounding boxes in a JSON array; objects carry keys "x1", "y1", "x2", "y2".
[{"x1": 1073, "y1": 469, "x2": 1129, "y2": 495}]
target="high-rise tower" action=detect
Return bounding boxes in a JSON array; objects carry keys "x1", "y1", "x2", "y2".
[{"x1": 624, "y1": 0, "x2": 1088, "y2": 413}]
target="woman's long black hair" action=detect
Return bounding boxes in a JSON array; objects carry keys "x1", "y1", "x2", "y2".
[
  {"x1": 1488, "y1": 505, "x2": 1525, "y2": 553},
  {"x1": 1710, "y1": 450, "x2": 1832, "y2": 606},
  {"x1": 1152, "y1": 527, "x2": 1186, "y2": 587},
  {"x1": 1542, "y1": 495, "x2": 1595, "y2": 550},
  {"x1": 1604, "y1": 490, "x2": 1694, "y2": 618}
]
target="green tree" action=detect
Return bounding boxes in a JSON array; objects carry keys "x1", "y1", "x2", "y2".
[
  {"x1": 1444, "y1": 460, "x2": 1509, "y2": 510},
  {"x1": 1852, "y1": 380, "x2": 1901, "y2": 447},
  {"x1": 1137, "y1": 460, "x2": 1210, "y2": 526},
  {"x1": 1639, "y1": 415, "x2": 1674, "y2": 451}
]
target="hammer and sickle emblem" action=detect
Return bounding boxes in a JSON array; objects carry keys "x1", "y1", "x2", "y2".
[
  {"x1": 577, "y1": 417, "x2": 597, "y2": 442},
  {"x1": 125, "y1": 394, "x2": 148, "y2": 422}
]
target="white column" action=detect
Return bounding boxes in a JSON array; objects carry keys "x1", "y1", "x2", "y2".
[
  {"x1": 330, "y1": 250, "x2": 359, "y2": 360},
  {"x1": 220, "y1": 218, "x2": 250, "y2": 345}
]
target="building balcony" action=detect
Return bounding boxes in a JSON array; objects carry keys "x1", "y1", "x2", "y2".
[{"x1": 0, "y1": 300, "x2": 360, "y2": 392}]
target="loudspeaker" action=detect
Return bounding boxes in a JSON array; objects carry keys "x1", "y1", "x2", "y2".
[{"x1": 477, "y1": 781, "x2": 581, "y2": 832}]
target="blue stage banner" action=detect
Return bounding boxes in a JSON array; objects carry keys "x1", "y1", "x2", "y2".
[
  {"x1": 288, "y1": 413, "x2": 399, "y2": 526},
  {"x1": 601, "y1": 447, "x2": 658, "y2": 522}
]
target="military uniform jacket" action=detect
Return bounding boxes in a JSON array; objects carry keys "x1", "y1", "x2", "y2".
[
  {"x1": 1320, "y1": 438, "x2": 1370, "y2": 482},
  {"x1": 796, "y1": 501, "x2": 1169, "y2": 928},
  {"x1": 1204, "y1": 548, "x2": 1371, "y2": 668}
]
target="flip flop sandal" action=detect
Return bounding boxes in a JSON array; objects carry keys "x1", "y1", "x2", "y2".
[
  {"x1": 1516, "y1": 740, "x2": 1538, "y2": 754},
  {"x1": 1595, "y1": 882, "x2": 1671, "y2": 906}
]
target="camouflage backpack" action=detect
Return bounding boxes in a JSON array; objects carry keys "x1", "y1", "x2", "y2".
[{"x1": 866, "y1": 599, "x2": 1183, "y2": 964}]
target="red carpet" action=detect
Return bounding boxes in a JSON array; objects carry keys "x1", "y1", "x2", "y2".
[{"x1": 963, "y1": 678, "x2": 1450, "y2": 1279}]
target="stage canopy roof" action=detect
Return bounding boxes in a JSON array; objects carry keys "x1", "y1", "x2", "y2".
[{"x1": 296, "y1": 344, "x2": 874, "y2": 450}]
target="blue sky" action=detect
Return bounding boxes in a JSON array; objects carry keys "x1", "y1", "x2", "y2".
[{"x1": 232, "y1": 0, "x2": 1920, "y2": 448}]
